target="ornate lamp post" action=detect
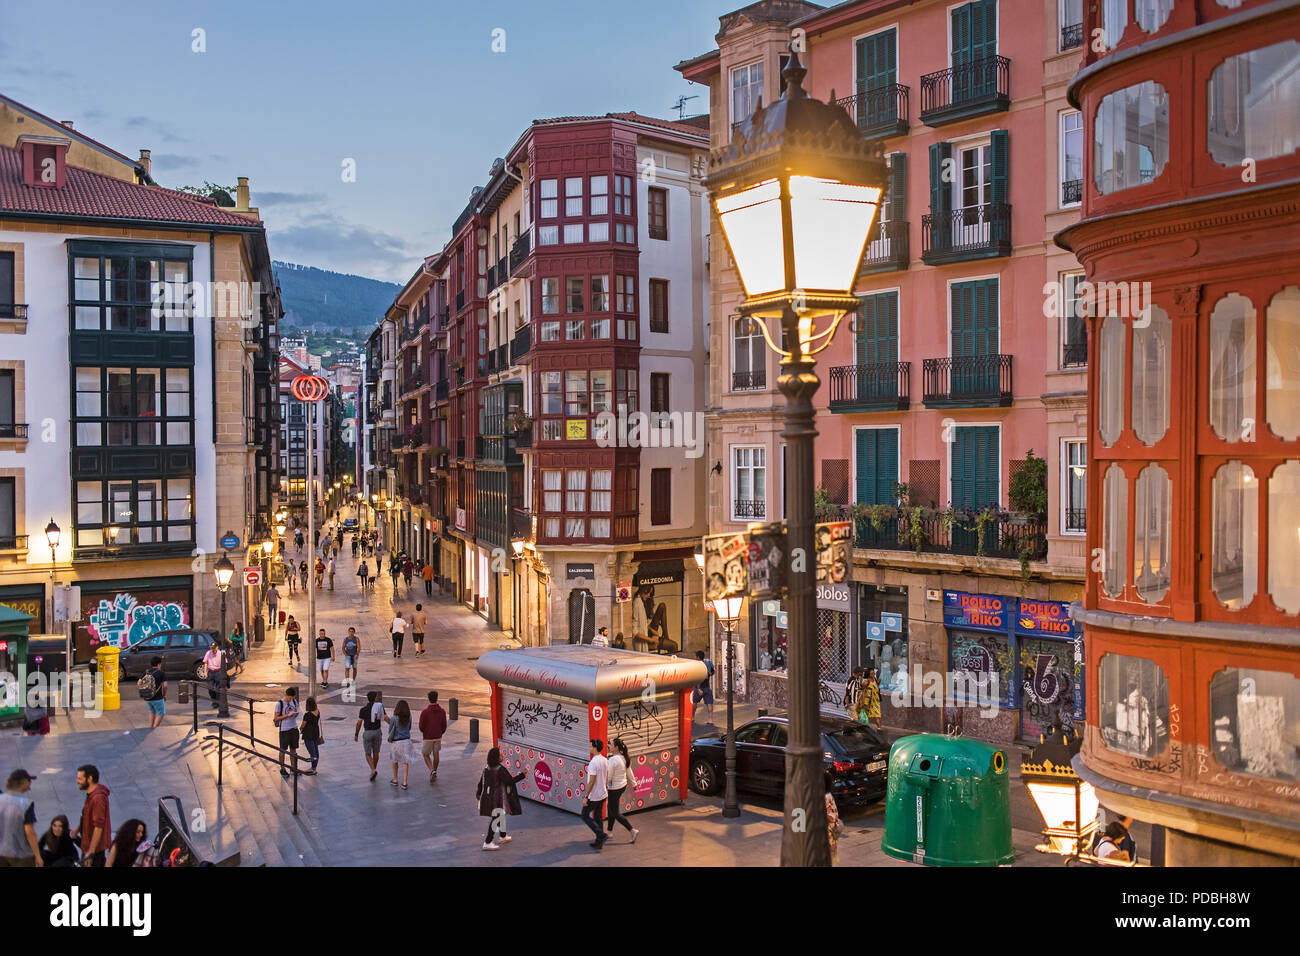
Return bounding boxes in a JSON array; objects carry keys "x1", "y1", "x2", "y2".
[
  {"x1": 705, "y1": 48, "x2": 885, "y2": 867},
  {"x1": 511, "y1": 539, "x2": 525, "y2": 642},
  {"x1": 714, "y1": 592, "x2": 745, "y2": 818}
]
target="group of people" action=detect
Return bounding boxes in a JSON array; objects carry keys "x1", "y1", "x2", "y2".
[{"x1": 843, "y1": 667, "x2": 883, "y2": 729}]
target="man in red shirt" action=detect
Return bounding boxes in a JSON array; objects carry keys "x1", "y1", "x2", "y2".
[
  {"x1": 72, "y1": 764, "x2": 111, "y2": 867},
  {"x1": 419, "y1": 691, "x2": 448, "y2": 781}
]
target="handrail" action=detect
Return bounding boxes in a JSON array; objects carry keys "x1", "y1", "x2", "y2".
[
  {"x1": 180, "y1": 678, "x2": 260, "y2": 741},
  {"x1": 205, "y1": 723, "x2": 305, "y2": 815}
]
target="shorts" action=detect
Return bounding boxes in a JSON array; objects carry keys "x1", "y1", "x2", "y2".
[
  {"x1": 413, "y1": 632, "x2": 425, "y2": 644},
  {"x1": 317, "y1": 659, "x2": 330, "y2": 678},
  {"x1": 421, "y1": 739, "x2": 442, "y2": 758},
  {"x1": 362, "y1": 729, "x2": 382, "y2": 757},
  {"x1": 701, "y1": 687, "x2": 715, "y2": 706},
  {"x1": 279, "y1": 728, "x2": 300, "y2": 751},
  {"x1": 147, "y1": 699, "x2": 166, "y2": 716},
  {"x1": 344, "y1": 655, "x2": 357, "y2": 669}
]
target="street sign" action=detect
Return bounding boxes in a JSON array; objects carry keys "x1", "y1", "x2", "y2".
[
  {"x1": 220, "y1": 533, "x2": 240, "y2": 550},
  {"x1": 53, "y1": 585, "x2": 81, "y2": 623},
  {"x1": 616, "y1": 583, "x2": 632, "y2": 603},
  {"x1": 242, "y1": 567, "x2": 263, "y2": 587}
]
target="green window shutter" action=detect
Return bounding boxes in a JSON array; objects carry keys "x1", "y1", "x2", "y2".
[
  {"x1": 972, "y1": 0, "x2": 997, "y2": 61},
  {"x1": 951, "y1": 4, "x2": 971, "y2": 67},
  {"x1": 876, "y1": 428, "x2": 899, "y2": 504},
  {"x1": 990, "y1": 129, "x2": 1009, "y2": 207},
  {"x1": 855, "y1": 428, "x2": 877, "y2": 504},
  {"x1": 953, "y1": 427, "x2": 973, "y2": 508},
  {"x1": 951, "y1": 281, "x2": 973, "y2": 358},
  {"x1": 953, "y1": 425, "x2": 998, "y2": 510},
  {"x1": 889, "y1": 152, "x2": 907, "y2": 222},
  {"x1": 929, "y1": 141, "x2": 953, "y2": 247},
  {"x1": 858, "y1": 292, "x2": 898, "y2": 368}
]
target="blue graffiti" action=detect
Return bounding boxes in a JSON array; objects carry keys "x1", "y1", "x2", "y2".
[{"x1": 88, "y1": 594, "x2": 188, "y2": 648}]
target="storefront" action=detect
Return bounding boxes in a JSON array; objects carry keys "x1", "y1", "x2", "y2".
[
  {"x1": 0, "y1": 584, "x2": 46, "y2": 634},
  {"x1": 942, "y1": 590, "x2": 1084, "y2": 741},
  {"x1": 859, "y1": 584, "x2": 909, "y2": 700},
  {"x1": 0, "y1": 605, "x2": 33, "y2": 723},
  {"x1": 476, "y1": 645, "x2": 706, "y2": 816},
  {"x1": 746, "y1": 582, "x2": 856, "y2": 714},
  {"x1": 627, "y1": 559, "x2": 688, "y2": 656},
  {"x1": 440, "y1": 531, "x2": 462, "y2": 600},
  {"x1": 76, "y1": 576, "x2": 193, "y2": 664}
]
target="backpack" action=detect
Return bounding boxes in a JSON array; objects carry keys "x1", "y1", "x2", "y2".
[
  {"x1": 344, "y1": 635, "x2": 358, "y2": 656},
  {"x1": 137, "y1": 670, "x2": 158, "y2": 699}
]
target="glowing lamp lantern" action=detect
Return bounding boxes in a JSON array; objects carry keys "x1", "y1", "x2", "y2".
[
  {"x1": 510, "y1": 539, "x2": 525, "y2": 557},
  {"x1": 44, "y1": 518, "x2": 60, "y2": 552},
  {"x1": 1021, "y1": 728, "x2": 1099, "y2": 858},
  {"x1": 213, "y1": 554, "x2": 236, "y2": 593},
  {"x1": 713, "y1": 594, "x2": 745, "y2": 624},
  {"x1": 260, "y1": 539, "x2": 274, "y2": 556}
]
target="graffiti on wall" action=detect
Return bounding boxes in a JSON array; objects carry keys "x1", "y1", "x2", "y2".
[{"x1": 86, "y1": 594, "x2": 189, "y2": 649}]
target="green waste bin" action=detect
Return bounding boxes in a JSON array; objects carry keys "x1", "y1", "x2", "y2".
[{"x1": 881, "y1": 733, "x2": 1013, "y2": 866}]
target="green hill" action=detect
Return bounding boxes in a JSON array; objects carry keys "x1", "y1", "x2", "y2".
[{"x1": 273, "y1": 261, "x2": 401, "y2": 332}]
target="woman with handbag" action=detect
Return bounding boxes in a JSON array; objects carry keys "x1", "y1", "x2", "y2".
[
  {"x1": 476, "y1": 746, "x2": 525, "y2": 850},
  {"x1": 301, "y1": 697, "x2": 323, "y2": 774},
  {"x1": 386, "y1": 699, "x2": 415, "y2": 789}
]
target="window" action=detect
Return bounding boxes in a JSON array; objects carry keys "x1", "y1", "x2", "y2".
[
  {"x1": 1134, "y1": 464, "x2": 1171, "y2": 604},
  {"x1": 1209, "y1": 294, "x2": 1256, "y2": 442},
  {"x1": 1061, "y1": 273, "x2": 1087, "y2": 367},
  {"x1": 565, "y1": 371, "x2": 588, "y2": 416},
  {"x1": 539, "y1": 179, "x2": 558, "y2": 218},
  {"x1": 591, "y1": 275, "x2": 609, "y2": 313},
  {"x1": 616, "y1": 369, "x2": 638, "y2": 412},
  {"x1": 734, "y1": 446, "x2": 766, "y2": 520},
  {"x1": 0, "y1": 370, "x2": 13, "y2": 431},
  {"x1": 543, "y1": 470, "x2": 562, "y2": 512},
  {"x1": 733, "y1": 316, "x2": 765, "y2": 390},
  {"x1": 566, "y1": 319, "x2": 585, "y2": 341},
  {"x1": 0, "y1": 251, "x2": 13, "y2": 313},
  {"x1": 590, "y1": 176, "x2": 608, "y2": 215},
  {"x1": 1095, "y1": 81, "x2": 1170, "y2": 194},
  {"x1": 541, "y1": 321, "x2": 560, "y2": 342},
  {"x1": 855, "y1": 28, "x2": 898, "y2": 128},
  {"x1": 1102, "y1": 464, "x2": 1129, "y2": 598},
  {"x1": 588, "y1": 222, "x2": 609, "y2": 243},
  {"x1": 1064, "y1": 440, "x2": 1086, "y2": 533},
  {"x1": 563, "y1": 224, "x2": 584, "y2": 244},
  {"x1": 1135, "y1": 0, "x2": 1172, "y2": 32},
  {"x1": 1060, "y1": 111, "x2": 1083, "y2": 206},
  {"x1": 70, "y1": 245, "x2": 194, "y2": 332},
  {"x1": 0, "y1": 477, "x2": 14, "y2": 546},
  {"x1": 75, "y1": 476, "x2": 193, "y2": 549},
  {"x1": 591, "y1": 371, "x2": 612, "y2": 414},
  {"x1": 650, "y1": 468, "x2": 671, "y2": 526},
  {"x1": 1099, "y1": 654, "x2": 1170, "y2": 758},
  {"x1": 614, "y1": 175, "x2": 633, "y2": 216},
  {"x1": 540, "y1": 371, "x2": 562, "y2": 415},
  {"x1": 957, "y1": 143, "x2": 992, "y2": 212},
  {"x1": 1211, "y1": 461, "x2": 1258, "y2": 610},
  {"x1": 1100, "y1": 0, "x2": 1127, "y2": 49},
  {"x1": 538, "y1": 225, "x2": 559, "y2": 246},
  {"x1": 1208, "y1": 41, "x2": 1299, "y2": 166},
  {"x1": 649, "y1": 373, "x2": 669, "y2": 416},
  {"x1": 1132, "y1": 304, "x2": 1170, "y2": 445},
  {"x1": 648, "y1": 188, "x2": 668, "y2": 240},
  {"x1": 648, "y1": 279, "x2": 668, "y2": 333},
  {"x1": 1267, "y1": 287, "x2": 1300, "y2": 440},
  {"x1": 591, "y1": 470, "x2": 612, "y2": 511},
  {"x1": 73, "y1": 367, "x2": 192, "y2": 448},
  {"x1": 566, "y1": 277, "x2": 584, "y2": 313},
  {"x1": 731, "y1": 60, "x2": 764, "y2": 126},
  {"x1": 1269, "y1": 461, "x2": 1300, "y2": 614},
  {"x1": 855, "y1": 428, "x2": 898, "y2": 506},
  {"x1": 566, "y1": 470, "x2": 586, "y2": 512},
  {"x1": 541, "y1": 278, "x2": 560, "y2": 315},
  {"x1": 1060, "y1": 0, "x2": 1083, "y2": 51},
  {"x1": 615, "y1": 275, "x2": 636, "y2": 313},
  {"x1": 564, "y1": 177, "x2": 583, "y2": 217},
  {"x1": 1210, "y1": 668, "x2": 1300, "y2": 781},
  {"x1": 1099, "y1": 313, "x2": 1125, "y2": 445}
]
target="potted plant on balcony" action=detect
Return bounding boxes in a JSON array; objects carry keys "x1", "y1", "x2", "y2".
[
  {"x1": 505, "y1": 410, "x2": 532, "y2": 435},
  {"x1": 1008, "y1": 450, "x2": 1048, "y2": 524}
]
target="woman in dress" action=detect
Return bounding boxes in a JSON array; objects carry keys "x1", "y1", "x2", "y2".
[
  {"x1": 387, "y1": 699, "x2": 415, "y2": 789},
  {"x1": 476, "y1": 746, "x2": 526, "y2": 850}
]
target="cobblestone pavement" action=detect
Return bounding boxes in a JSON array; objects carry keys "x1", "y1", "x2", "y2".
[{"x1": 1, "y1": 525, "x2": 1084, "y2": 867}]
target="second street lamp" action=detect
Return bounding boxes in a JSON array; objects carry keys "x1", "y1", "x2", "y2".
[
  {"x1": 213, "y1": 553, "x2": 235, "y2": 718},
  {"x1": 714, "y1": 593, "x2": 745, "y2": 818},
  {"x1": 706, "y1": 48, "x2": 885, "y2": 867}
]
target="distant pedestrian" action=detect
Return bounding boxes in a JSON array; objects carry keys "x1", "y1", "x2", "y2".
[
  {"x1": 138, "y1": 655, "x2": 167, "y2": 728},
  {"x1": 389, "y1": 555, "x2": 399, "y2": 588},
  {"x1": 581, "y1": 739, "x2": 609, "y2": 850},
  {"x1": 477, "y1": 747, "x2": 525, "y2": 850},
  {"x1": 342, "y1": 627, "x2": 360, "y2": 683},
  {"x1": 72, "y1": 765, "x2": 111, "y2": 867},
  {"x1": 267, "y1": 584, "x2": 281, "y2": 626},
  {"x1": 591, "y1": 626, "x2": 610, "y2": 648},
  {"x1": 387, "y1": 699, "x2": 415, "y2": 790},
  {"x1": 295, "y1": 530, "x2": 304, "y2": 553},
  {"x1": 298, "y1": 560, "x2": 308, "y2": 592},
  {"x1": 314, "y1": 557, "x2": 325, "y2": 589},
  {"x1": 357, "y1": 559, "x2": 370, "y2": 593},
  {"x1": 336, "y1": 528, "x2": 343, "y2": 549},
  {"x1": 351, "y1": 535, "x2": 359, "y2": 558},
  {"x1": 203, "y1": 641, "x2": 225, "y2": 711},
  {"x1": 328, "y1": 555, "x2": 336, "y2": 591},
  {"x1": 402, "y1": 557, "x2": 414, "y2": 590},
  {"x1": 422, "y1": 561, "x2": 434, "y2": 595},
  {"x1": 273, "y1": 687, "x2": 301, "y2": 778},
  {"x1": 0, "y1": 769, "x2": 42, "y2": 867},
  {"x1": 285, "y1": 615, "x2": 302, "y2": 665},
  {"x1": 230, "y1": 621, "x2": 247, "y2": 663},
  {"x1": 693, "y1": 650, "x2": 715, "y2": 722},
  {"x1": 825, "y1": 786, "x2": 842, "y2": 864},
  {"x1": 411, "y1": 604, "x2": 427, "y2": 656},
  {"x1": 605, "y1": 737, "x2": 639, "y2": 844},
  {"x1": 355, "y1": 690, "x2": 385, "y2": 782},
  {"x1": 106, "y1": 819, "x2": 147, "y2": 868},
  {"x1": 286, "y1": 562, "x2": 297, "y2": 594},
  {"x1": 314, "y1": 629, "x2": 334, "y2": 689},
  {"x1": 419, "y1": 691, "x2": 447, "y2": 781},
  {"x1": 301, "y1": 697, "x2": 322, "y2": 775},
  {"x1": 390, "y1": 611, "x2": 408, "y2": 659},
  {"x1": 38, "y1": 815, "x2": 78, "y2": 868},
  {"x1": 861, "y1": 668, "x2": 882, "y2": 729}
]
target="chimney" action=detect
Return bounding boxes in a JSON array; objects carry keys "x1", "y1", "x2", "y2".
[
  {"x1": 138, "y1": 148, "x2": 151, "y2": 177},
  {"x1": 236, "y1": 176, "x2": 250, "y2": 211},
  {"x1": 61, "y1": 120, "x2": 74, "y2": 130}
]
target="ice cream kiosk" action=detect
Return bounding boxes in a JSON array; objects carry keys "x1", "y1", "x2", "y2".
[
  {"x1": 0, "y1": 605, "x2": 33, "y2": 725},
  {"x1": 476, "y1": 645, "x2": 708, "y2": 815}
]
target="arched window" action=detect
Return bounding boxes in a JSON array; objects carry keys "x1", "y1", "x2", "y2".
[
  {"x1": 1207, "y1": 41, "x2": 1300, "y2": 167},
  {"x1": 1132, "y1": 305, "x2": 1171, "y2": 445},
  {"x1": 1095, "y1": 81, "x2": 1170, "y2": 194},
  {"x1": 1211, "y1": 461, "x2": 1258, "y2": 610},
  {"x1": 1134, "y1": 464, "x2": 1171, "y2": 604},
  {"x1": 1099, "y1": 653, "x2": 1169, "y2": 758},
  {"x1": 1269, "y1": 461, "x2": 1300, "y2": 615},
  {"x1": 1102, "y1": 464, "x2": 1129, "y2": 598},
  {"x1": 1135, "y1": 0, "x2": 1173, "y2": 33},
  {"x1": 1099, "y1": 313, "x2": 1125, "y2": 446},
  {"x1": 1266, "y1": 287, "x2": 1300, "y2": 441},
  {"x1": 1209, "y1": 294, "x2": 1256, "y2": 442}
]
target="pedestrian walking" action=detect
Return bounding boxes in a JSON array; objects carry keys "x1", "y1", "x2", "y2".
[
  {"x1": 693, "y1": 650, "x2": 716, "y2": 723},
  {"x1": 298, "y1": 560, "x2": 308, "y2": 592},
  {"x1": 387, "y1": 699, "x2": 415, "y2": 790},
  {"x1": 301, "y1": 697, "x2": 322, "y2": 774},
  {"x1": 860, "y1": 668, "x2": 882, "y2": 729},
  {"x1": 72, "y1": 765, "x2": 111, "y2": 867},
  {"x1": 605, "y1": 737, "x2": 639, "y2": 843},
  {"x1": 342, "y1": 627, "x2": 361, "y2": 684},
  {"x1": 285, "y1": 615, "x2": 302, "y2": 665},
  {"x1": 231, "y1": 621, "x2": 247, "y2": 663},
  {"x1": 402, "y1": 556, "x2": 414, "y2": 591},
  {"x1": 389, "y1": 554, "x2": 399, "y2": 588},
  {"x1": 273, "y1": 687, "x2": 301, "y2": 777},
  {"x1": 351, "y1": 535, "x2": 359, "y2": 558},
  {"x1": 357, "y1": 559, "x2": 370, "y2": 593},
  {"x1": 581, "y1": 739, "x2": 610, "y2": 850},
  {"x1": 419, "y1": 691, "x2": 447, "y2": 781},
  {"x1": 314, "y1": 556, "x2": 325, "y2": 589},
  {"x1": 286, "y1": 562, "x2": 297, "y2": 594},
  {"x1": 137, "y1": 655, "x2": 167, "y2": 728},
  {"x1": 477, "y1": 747, "x2": 526, "y2": 850},
  {"x1": 21, "y1": 698, "x2": 49, "y2": 736},
  {"x1": 295, "y1": 529, "x2": 304, "y2": 553},
  {"x1": 355, "y1": 691, "x2": 385, "y2": 782},
  {"x1": 422, "y1": 561, "x2": 434, "y2": 595},
  {"x1": 0, "y1": 769, "x2": 41, "y2": 867},
  {"x1": 38, "y1": 815, "x2": 79, "y2": 868},
  {"x1": 328, "y1": 555, "x2": 336, "y2": 591},
  {"x1": 389, "y1": 611, "x2": 408, "y2": 658},
  {"x1": 411, "y1": 604, "x2": 427, "y2": 656},
  {"x1": 106, "y1": 819, "x2": 147, "y2": 868},
  {"x1": 314, "y1": 629, "x2": 335, "y2": 689},
  {"x1": 203, "y1": 641, "x2": 225, "y2": 712},
  {"x1": 267, "y1": 584, "x2": 281, "y2": 627}
]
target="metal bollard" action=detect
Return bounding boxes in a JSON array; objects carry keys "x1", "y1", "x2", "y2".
[
  {"x1": 469, "y1": 717, "x2": 479, "y2": 743},
  {"x1": 448, "y1": 697, "x2": 458, "y2": 721}
]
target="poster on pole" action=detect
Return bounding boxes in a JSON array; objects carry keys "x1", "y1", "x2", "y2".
[
  {"x1": 744, "y1": 523, "x2": 786, "y2": 599},
  {"x1": 815, "y1": 520, "x2": 852, "y2": 584},
  {"x1": 702, "y1": 532, "x2": 748, "y2": 602}
]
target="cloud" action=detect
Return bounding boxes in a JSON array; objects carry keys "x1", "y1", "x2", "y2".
[
  {"x1": 266, "y1": 211, "x2": 416, "y2": 281},
  {"x1": 254, "y1": 191, "x2": 327, "y2": 207},
  {"x1": 150, "y1": 153, "x2": 201, "y2": 169},
  {"x1": 123, "y1": 115, "x2": 185, "y2": 143}
]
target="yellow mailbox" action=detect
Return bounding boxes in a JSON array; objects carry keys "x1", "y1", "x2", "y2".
[{"x1": 96, "y1": 644, "x2": 121, "y2": 711}]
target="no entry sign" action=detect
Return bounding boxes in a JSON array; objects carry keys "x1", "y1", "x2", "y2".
[{"x1": 242, "y1": 567, "x2": 263, "y2": 586}]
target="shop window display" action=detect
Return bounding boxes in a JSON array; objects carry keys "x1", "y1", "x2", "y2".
[
  {"x1": 1099, "y1": 653, "x2": 1169, "y2": 758},
  {"x1": 1209, "y1": 667, "x2": 1300, "y2": 782}
]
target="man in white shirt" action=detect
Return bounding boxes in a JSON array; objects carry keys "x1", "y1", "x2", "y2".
[
  {"x1": 591, "y1": 626, "x2": 610, "y2": 648},
  {"x1": 390, "y1": 613, "x2": 408, "y2": 658},
  {"x1": 581, "y1": 738, "x2": 610, "y2": 850}
]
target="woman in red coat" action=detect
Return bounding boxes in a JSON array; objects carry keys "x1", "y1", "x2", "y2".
[{"x1": 476, "y1": 747, "x2": 525, "y2": 850}]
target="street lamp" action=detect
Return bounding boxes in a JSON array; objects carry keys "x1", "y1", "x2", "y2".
[
  {"x1": 213, "y1": 553, "x2": 235, "y2": 718},
  {"x1": 44, "y1": 517, "x2": 60, "y2": 554},
  {"x1": 1022, "y1": 727, "x2": 1099, "y2": 860},
  {"x1": 104, "y1": 524, "x2": 120, "y2": 551},
  {"x1": 510, "y1": 539, "x2": 525, "y2": 642},
  {"x1": 706, "y1": 47, "x2": 885, "y2": 868},
  {"x1": 713, "y1": 593, "x2": 745, "y2": 819}
]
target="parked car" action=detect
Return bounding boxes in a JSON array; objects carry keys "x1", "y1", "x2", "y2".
[
  {"x1": 90, "y1": 630, "x2": 229, "y2": 681},
  {"x1": 689, "y1": 713, "x2": 890, "y2": 807},
  {"x1": 342, "y1": 517, "x2": 358, "y2": 529}
]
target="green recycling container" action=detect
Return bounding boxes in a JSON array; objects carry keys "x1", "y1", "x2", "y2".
[{"x1": 881, "y1": 733, "x2": 1013, "y2": 866}]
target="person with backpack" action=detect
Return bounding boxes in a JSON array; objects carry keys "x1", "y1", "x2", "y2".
[
  {"x1": 138, "y1": 656, "x2": 167, "y2": 728},
  {"x1": 477, "y1": 747, "x2": 526, "y2": 850},
  {"x1": 342, "y1": 627, "x2": 361, "y2": 684},
  {"x1": 693, "y1": 650, "x2": 715, "y2": 722},
  {"x1": 285, "y1": 615, "x2": 302, "y2": 665},
  {"x1": 355, "y1": 690, "x2": 385, "y2": 782},
  {"x1": 273, "y1": 687, "x2": 301, "y2": 778}
]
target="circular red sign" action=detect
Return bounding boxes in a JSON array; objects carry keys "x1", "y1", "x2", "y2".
[{"x1": 291, "y1": 374, "x2": 329, "y2": 402}]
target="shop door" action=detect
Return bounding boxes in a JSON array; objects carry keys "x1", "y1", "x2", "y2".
[
  {"x1": 1019, "y1": 637, "x2": 1076, "y2": 740},
  {"x1": 568, "y1": 589, "x2": 595, "y2": 645}
]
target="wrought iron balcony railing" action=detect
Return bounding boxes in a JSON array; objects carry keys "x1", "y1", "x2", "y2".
[
  {"x1": 834, "y1": 84, "x2": 910, "y2": 140},
  {"x1": 1061, "y1": 22, "x2": 1084, "y2": 51},
  {"x1": 733, "y1": 498, "x2": 766, "y2": 520},
  {"x1": 861, "y1": 219, "x2": 910, "y2": 274},
  {"x1": 922, "y1": 354, "x2": 1013, "y2": 408},
  {"x1": 919, "y1": 55, "x2": 1010, "y2": 126},
  {"x1": 921, "y1": 203, "x2": 1011, "y2": 264},
  {"x1": 731, "y1": 369, "x2": 766, "y2": 392},
  {"x1": 1062, "y1": 339, "x2": 1087, "y2": 368},
  {"x1": 828, "y1": 363, "x2": 910, "y2": 412}
]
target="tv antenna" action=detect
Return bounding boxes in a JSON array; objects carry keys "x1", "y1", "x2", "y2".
[{"x1": 671, "y1": 94, "x2": 699, "y2": 120}]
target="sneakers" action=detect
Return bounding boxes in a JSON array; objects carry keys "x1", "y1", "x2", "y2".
[
  {"x1": 497, "y1": 835, "x2": 513, "y2": 844},
  {"x1": 630, "y1": 828, "x2": 639, "y2": 844},
  {"x1": 482, "y1": 842, "x2": 501, "y2": 851}
]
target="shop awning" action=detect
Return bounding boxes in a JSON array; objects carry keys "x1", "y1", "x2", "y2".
[{"x1": 477, "y1": 644, "x2": 707, "y2": 701}]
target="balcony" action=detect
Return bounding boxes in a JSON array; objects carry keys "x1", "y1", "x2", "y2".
[
  {"x1": 511, "y1": 426, "x2": 532, "y2": 450},
  {"x1": 0, "y1": 423, "x2": 30, "y2": 440},
  {"x1": 860, "y1": 220, "x2": 910, "y2": 274},
  {"x1": 456, "y1": 290, "x2": 465, "y2": 312},
  {"x1": 486, "y1": 262, "x2": 499, "y2": 289},
  {"x1": 834, "y1": 85, "x2": 910, "y2": 140},
  {"x1": 919, "y1": 55, "x2": 1010, "y2": 126},
  {"x1": 733, "y1": 498, "x2": 766, "y2": 520},
  {"x1": 455, "y1": 439, "x2": 465, "y2": 460},
  {"x1": 1062, "y1": 179, "x2": 1082, "y2": 205},
  {"x1": 496, "y1": 344, "x2": 509, "y2": 370},
  {"x1": 510, "y1": 232, "x2": 530, "y2": 275},
  {"x1": 1062, "y1": 339, "x2": 1087, "y2": 368},
  {"x1": 0, "y1": 304, "x2": 28, "y2": 321},
  {"x1": 1060, "y1": 22, "x2": 1084, "y2": 52},
  {"x1": 921, "y1": 203, "x2": 1011, "y2": 264},
  {"x1": 439, "y1": 306, "x2": 450, "y2": 327},
  {"x1": 399, "y1": 368, "x2": 425, "y2": 393},
  {"x1": 495, "y1": 257, "x2": 508, "y2": 287},
  {"x1": 922, "y1": 354, "x2": 1013, "y2": 408},
  {"x1": 732, "y1": 369, "x2": 766, "y2": 392},
  {"x1": 0, "y1": 533, "x2": 29, "y2": 552},
  {"x1": 510, "y1": 325, "x2": 531, "y2": 363},
  {"x1": 828, "y1": 363, "x2": 909, "y2": 412},
  {"x1": 852, "y1": 509, "x2": 1048, "y2": 561}
]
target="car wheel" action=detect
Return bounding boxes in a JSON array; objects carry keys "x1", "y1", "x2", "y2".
[
  {"x1": 193, "y1": 661, "x2": 207, "y2": 681},
  {"x1": 690, "y1": 758, "x2": 720, "y2": 796}
]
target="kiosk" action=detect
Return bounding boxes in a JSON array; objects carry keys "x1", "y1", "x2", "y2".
[
  {"x1": 476, "y1": 645, "x2": 708, "y2": 816},
  {"x1": 0, "y1": 605, "x2": 33, "y2": 724}
]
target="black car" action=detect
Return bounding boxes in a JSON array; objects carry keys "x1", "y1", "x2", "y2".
[
  {"x1": 104, "y1": 629, "x2": 229, "y2": 681},
  {"x1": 689, "y1": 713, "x2": 890, "y2": 807}
]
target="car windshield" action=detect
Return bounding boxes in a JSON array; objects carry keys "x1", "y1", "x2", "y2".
[{"x1": 826, "y1": 724, "x2": 887, "y2": 755}]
